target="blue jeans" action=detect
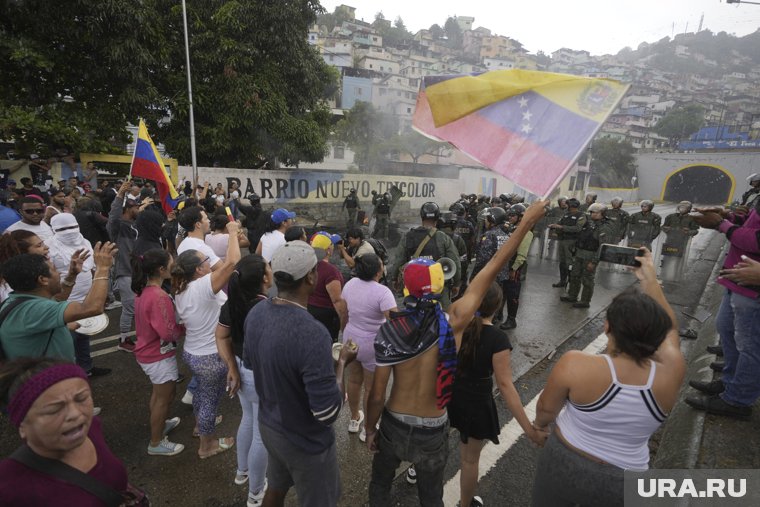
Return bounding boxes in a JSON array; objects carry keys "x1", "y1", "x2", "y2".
[
  {"x1": 71, "y1": 330, "x2": 92, "y2": 373},
  {"x1": 369, "y1": 410, "x2": 449, "y2": 507},
  {"x1": 716, "y1": 290, "x2": 760, "y2": 407},
  {"x1": 236, "y1": 358, "x2": 268, "y2": 496}
]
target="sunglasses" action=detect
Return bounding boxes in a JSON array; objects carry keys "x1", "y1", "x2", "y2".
[{"x1": 22, "y1": 208, "x2": 45, "y2": 215}]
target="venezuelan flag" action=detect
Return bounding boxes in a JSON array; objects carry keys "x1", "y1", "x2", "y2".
[
  {"x1": 413, "y1": 70, "x2": 629, "y2": 198},
  {"x1": 130, "y1": 119, "x2": 180, "y2": 213}
]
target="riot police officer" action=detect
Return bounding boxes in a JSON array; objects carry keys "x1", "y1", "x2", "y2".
[
  {"x1": 579, "y1": 192, "x2": 597, "y2": 213},
  {"x1": 342, "y1": 188, "x2": 360, "y2": 228},
  {"x1": 606, "y1": 197, "x2": 629, "y2": 243},
  {"x1": 501, "y1": 204, "x2": 532, "y2": 329},
  {"x1": 548, "y1": 197, "x2": 586, "y2": 288},
  {"x1": 450, "y1": 202, "x2": 475, "y2": 260},
  {"x1": 396, "y1": 202, "x2": 462, "y2": 308},
  {"x1": 472, "y1": 206, "x2": 510, "y2": 322},
  {"x1": 627, "y1": 200, "x2": 661, "y2": 250},
  {"x1": 439, "y1": 211, "x2": 470, "y2": 288},
  {"x1": 561, "y1": 203, "x2": 614, "y2": 308},
  {"x1": 741, "y1": 173, "x2": 760, "y2": 208},
  {"x1": 662, "y1": 201, "x2": 699, "y2": 236},
  {"x1": 372, "y1": 191, "x2": 392, "y2": 240}
]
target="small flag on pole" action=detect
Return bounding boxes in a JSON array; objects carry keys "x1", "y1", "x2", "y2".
[
  {"x1": 413, "y1": 69, "x2": 629, "y2": 198},
  {"x1": 130, "y1": 119, "x2": 180, "y2": 214}
]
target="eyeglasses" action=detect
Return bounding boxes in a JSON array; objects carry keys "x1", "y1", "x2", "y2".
[
  {"x1": 200, "y1": 256, "x2": 210, "y2": 266},
  {"x1": 22, "y1": 208, "x2": 45, "y2": 215}
]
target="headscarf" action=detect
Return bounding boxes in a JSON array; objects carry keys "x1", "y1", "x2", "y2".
[
  {"x1": 7, "y1": 363, "x2": 89, "y2": 427},
  {"x1": 49, "y1": 213, "x2": 94, "y2": 271}
]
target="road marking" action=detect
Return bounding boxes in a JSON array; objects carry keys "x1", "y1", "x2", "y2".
[
  {"x1": 92, "y1": 346, "x2": 120, "y2": 357},
  {"x1": 442, "y1": 332, "x2": 609, "y2": 505},
  {"x1": 90, "y1": 331, "x2": 135, "y2": 346}
]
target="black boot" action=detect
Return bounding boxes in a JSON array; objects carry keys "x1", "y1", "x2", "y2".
[{"x1": 552, "y1": 264, "x2": 568, "y2": 287}]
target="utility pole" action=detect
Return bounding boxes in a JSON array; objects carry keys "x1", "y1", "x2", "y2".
[{"x1": 181, "y1": 0, "x2": 198, "y2": 184}]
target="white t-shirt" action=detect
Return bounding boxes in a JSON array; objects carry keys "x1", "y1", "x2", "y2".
[
  {"x1": 4, "y1": 220, "x2": 54, "y2": 243},
  {"x1": 0, "y1": 281, "x2": 11, "y2": 304},
  {"x1": 49, "y1": 251, "x2": 92, "y2": 303},
  {"x1": 204, "y1": 233, "x2": 229, "y2": 261},
  {"x1": 175, "y1": 274, "x2": 227, "y2": 356},
  {"x1": 177, "y1": 236, "x2": 221, "y2": 268},
  {"x1": 260, "y1": 230, "x2": 286, "y2": 262}
]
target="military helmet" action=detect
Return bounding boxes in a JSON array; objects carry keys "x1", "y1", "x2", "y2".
[
  {"x1": 566, "y1": 197, "x2": 581, "y2": 208},
  {"x1": 420, "y1": 201, "x2": 440, "y2": 220},
  {"x1": 640, "y1": 199, "x2": 654, "y2": 210},
  {"x1": 557, "y1": 195, "x2": 569, "y2": 204},
  {"x1": 350, "y1": 188, "x2": 357, "y2": 194},
  {"x1": 247, "y1": 192, "x2": 261, "y2": 202},
  {"x1": 506, "y1": 203, "x2": 526, "y2": 217},
  {"x1": 747, "y1": 173, "x2": 760, "y2": 184},
  {"x1": 513, "y1": 194, "x2": 525, "y2": 203},
  {"x1": 449, "y1": 202, "x2": 466, "y2": 216},
  {"x1": 585, "y1": 192, "x2": 598, "y2": 200},
  {"x1": 440, "y1": 211, "x2": 458, "y2": 226},
  {"x1": 677, "y1": 200, "x2": 692, "y2": 213},
  {"x1": 610, "y1": 196, "x2": 623, "y2": 207},
  {"x1": 499, "y1": 193, "x2": 510, "y2": 203},
  {"x1": 588, "y1": 203, "x2": 607, "y2": 214},
  {"x1": 485, "y1": 206, "x2": 507, "y2": 225}
]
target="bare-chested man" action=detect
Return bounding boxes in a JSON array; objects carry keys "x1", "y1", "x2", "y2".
[{"x1": 365, "y1": 199, "x2": 548, "y2": 506}]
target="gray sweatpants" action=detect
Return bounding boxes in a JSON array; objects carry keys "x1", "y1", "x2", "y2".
[{"x1": 114, "y1": 275, "x2": 135, "y2": 337}]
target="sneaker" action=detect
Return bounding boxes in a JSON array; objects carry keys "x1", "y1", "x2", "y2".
[
  {"x1": 552, "y1": 281, "x2": 567, "y2": 288},
  {"x1": 160, "y1": 341, "x2": 177, "y2": 354},
  {"x1": 359, "y1": 426, "x2": 367, "y2": 443},
  {"x1": 706, "y1": 345, "x2": 724, "y2": 357},
  {"x1": 181, "y1": 390, "x2": 194, "y2": 405},
  {"x1": 685, "y1": 395, "x2": 752, "y2": 419},
  {"x1": 471, "y1": 496, "x2": 484, "y2": 507},
  {"x1": 117, "y1": 339, "x2": 135, "y2": 353},
  {"x1": 87, "y1": 367, "x2": 112, "y2": 378},
  {"x1": 163, "y1": 417, "x2": 181, "y2": 436},
  {"x1": 104, "y1": 300, "x2": 122, "y2": 310},
  {"x1": 234, "y1": 470, "x2": 249, "y2": 486},
  {"x1": 147, "y1": 437, "x2": 185, "y2": 456},
  {"x1": 710, "y1": 361, "x2": 725, "y2": 372},
  {"x1": 348, "y1": 410, "x2": 364, "y2": 433},
  {"x1": 689, "y1": 379, "x2": 724, "y2": 395},
  {"x1": 559, "y1": 296, "x2": 576, "y2": 303},
  {"x1": 572, "y1": 302, "x2": 590, "y2": 309},
  {"x1": 247, "y1": 479, "x2": 268, "y2": 507},
  {"x1": 405, "y1": 465, "x2": 417, "y2": 484}
]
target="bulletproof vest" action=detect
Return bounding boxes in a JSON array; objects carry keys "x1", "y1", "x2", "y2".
[
  {"x1": 741, "y1": 189, "x2": 759, "y2": 206},
  {"x1": 576, "y1": 220, "x2": 602, "y2": 252},
  {"x1": 559, "y1": 211, "x2": 584, "y2": 239},
  {"x1": 376, "y1": 199, "x2": 390, "y2": 214},
  {"x1": 345, "y1": 195, "x2": 358, "y2": 208},
  {"x1": 606, "y1": 208, "x2": 627, "y2": 223},
  {"x1": 454, "y1": 218, "x2": 473, "y2": 237},
  {"x1": 405, "y1": 226, "x2": 442, "y2": 261}
]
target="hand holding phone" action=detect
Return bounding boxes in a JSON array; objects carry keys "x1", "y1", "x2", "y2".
[{"x1": 598, "y1": 244, "x2": 644, "y2": 267}]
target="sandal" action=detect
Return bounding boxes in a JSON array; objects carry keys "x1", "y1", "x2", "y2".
[
  {"x1": 193, "y1": 415, "x2": 223, "y2": 438},
  {"x1": 198, "y1": 437, "x2": 235, "y2": 459}
]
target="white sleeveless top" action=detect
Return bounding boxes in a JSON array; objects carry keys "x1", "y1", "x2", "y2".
[{"x1": 555, "y1": 354, "x2": 667, "y2": 471}]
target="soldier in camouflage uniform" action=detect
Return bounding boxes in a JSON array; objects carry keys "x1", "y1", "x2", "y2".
[
  {"x1": 342, "y1": 188, "x2": 360, "y2": 228},
  {"x1": 394, "y1": 202, "x2": 462, "y2": 309},
  {"x1": 450, "y1": 202, "x2": 475, "y2": 261},
  {"x1": 372, "y1": 191, "x2": 392, "y2": 240},
  {"x1": 561, "y1": 203, "x2": 615, "y2": 308},
  {"x1": 626, "y1": 200, "x2": 661, "y2": 250},
  {"x1": 605, "y1": 196, "x2": 629, "y2": 243},
  {"x1": 471, "y1": 206, "x2": 510, "y2": 322},
  {"x1": 578, "y1": 192, "x2": 597, "y2": 213},
  {"x1": 500, "y1": 204, "x2": 532, "y2": 329},
  {"x1": 439, "y1": 211, "x2": 470, "y2": 295},
  {"x1": 548, "y1": 197, "x2": 586, "y2": 288}
]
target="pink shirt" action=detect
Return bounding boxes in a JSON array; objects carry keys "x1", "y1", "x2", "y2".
[{"x1": 134, "y1": 286, "x2": 185, "y2": 364}]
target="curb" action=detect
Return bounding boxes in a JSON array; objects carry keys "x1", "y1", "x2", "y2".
[{"x1": 652, "y1": 242, "x2": 727, "y2": 469}]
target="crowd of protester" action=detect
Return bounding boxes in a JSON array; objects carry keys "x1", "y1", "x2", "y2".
[{"x1": 0, "y1": 166, "x2": 758, "y2": 507}]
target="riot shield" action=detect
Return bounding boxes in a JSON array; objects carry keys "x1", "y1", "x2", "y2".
[{"x1": 660, "y1": 229, "x2": 691, "y2": 282}]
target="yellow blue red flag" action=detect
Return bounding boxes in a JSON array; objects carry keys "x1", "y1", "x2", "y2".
[
  {"x1": 130, "y1": 119, "x2": 180, "y2": 213},
  {"x1": 413, "y1": 69, "x2": 629, "y2": 198}
]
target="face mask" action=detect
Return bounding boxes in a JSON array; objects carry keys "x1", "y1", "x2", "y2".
[{"x1": 56, "y1": 228, "x2": 81, "y2": 245}]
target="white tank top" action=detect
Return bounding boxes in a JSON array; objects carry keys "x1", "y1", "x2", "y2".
[{"x1": 556, "y1": 354, "x2": 667, "y2": 471}]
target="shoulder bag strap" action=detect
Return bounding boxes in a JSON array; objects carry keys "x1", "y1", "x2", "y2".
[
  {"x1": 11, "y1": 445, "x2": 123, "y2": 507},
  {"x1": 413, "y1": 227, "x2": 437, "y2": 259}
]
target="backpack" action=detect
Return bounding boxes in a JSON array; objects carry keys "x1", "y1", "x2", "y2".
[{"x1": 365, "y1": 238, "x2": 389, "y2": 264}]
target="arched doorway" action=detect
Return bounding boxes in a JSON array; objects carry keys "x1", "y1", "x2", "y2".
[{"x1": 662, "y1": 164, "x2": 734, "y2": 205}]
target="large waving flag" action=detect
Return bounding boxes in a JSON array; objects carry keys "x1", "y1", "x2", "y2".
[
  {"x1": 413, "y1": 70, "x2": 629, "y2": 198},
  {"x1": 130, "y1": 119, "x2": 180, "y2": 213}
]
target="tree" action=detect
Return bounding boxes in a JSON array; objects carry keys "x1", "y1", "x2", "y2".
[
  {"x1": 388, "y1": 130, "x2": 451, "y2": 166},
  {"x1": 588, "y1": 138, "x2": 637, "y2": 188},
  {"x1": 444, "y1": 17, "x2": 463, "y2": 49},
  {"x1": 655, "y1": 105, "x2": 705, "y2": 148},
  {"x1": 0, "y1": 0, "x2": 168, "y2": 156},
  {"x1": 1, "y1": 0, "x2": 337, "y2": 168},
  {"x1": 333, "y1": 102, "x2": 398, "y2": 170},
  {"x1": 372, "y1": 13, "x2": 411, "y2": 48},
  {"x1": 429, "y1": 24, "x2": 445, "y2": 40}
]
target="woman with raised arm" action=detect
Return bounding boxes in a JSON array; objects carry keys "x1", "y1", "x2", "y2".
[
  {"x1": 172, "y1": 220, "x2": 242, "y2": 459},
  {"x1": 531, "y1": 248, "x2": 685, "y2": 507}
]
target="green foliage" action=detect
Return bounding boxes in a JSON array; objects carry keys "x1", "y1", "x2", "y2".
[
  {"x1": 655, "y1": 105, "x2": 705, "y2": 147},
  {"x1": 588, "y1": 138, "x2": 638, "y2": 188},
  {"x1": 372, "y1": 13, "x2": 412, "y2": 48},
  {"x1": 429, "y1": 24, "x2": 445, "y2": 40},
  {"x1": 0, "y1": 0, "x2": 336, "y2": 168},
  {"x1": 444, "y1": 18, "x2": 463, "y2": 49},
  {"x1": 333, "y1": 102, "x2": 398, "y2": 170},
  {"x1": 387, "y1": 131, "x2": 451, "y2": 165}
]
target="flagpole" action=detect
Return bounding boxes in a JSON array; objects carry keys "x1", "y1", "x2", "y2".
[{"x1": 181, "y1": 0, "x2": 198, "y2": 184}]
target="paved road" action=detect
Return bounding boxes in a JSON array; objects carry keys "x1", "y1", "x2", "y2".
[{"x1": 0, "y1": 205, "x2": 721, "y2": 506}]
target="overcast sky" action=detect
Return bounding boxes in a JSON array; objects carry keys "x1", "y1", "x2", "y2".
[{"x1": 320, "y1": 0, "x2": 760, "y2": 56}]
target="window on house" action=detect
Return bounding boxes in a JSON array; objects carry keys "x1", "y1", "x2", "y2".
[
  {"x1": 334, "y1": 143, "x2": 345, "y2": 159},
  {"x1": 407, "y1": 107, "x2": 412, "y2": 113},
  {"x1": 356, "y1": 87, "x2": 362, "y2": 96},
  {"x1": 575, "y1": 172, "x2": 586, "y2": 191}
]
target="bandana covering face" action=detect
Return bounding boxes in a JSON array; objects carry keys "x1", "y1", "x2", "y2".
[{"x1": 49, "y1": 213, "x2": 94, "y2": 272}]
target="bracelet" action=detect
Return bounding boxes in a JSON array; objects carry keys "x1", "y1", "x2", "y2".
[
  {"x1": 93, "y1": 276, "x2": 110, "y2": 282},
  {"x1": 62, "y1": 279, "x2": 76, "y2": 287}
]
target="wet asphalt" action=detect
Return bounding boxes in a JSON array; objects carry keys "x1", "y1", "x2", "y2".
[{"x1": 0, "y1": 205, "x2": 732, "y2": 507}]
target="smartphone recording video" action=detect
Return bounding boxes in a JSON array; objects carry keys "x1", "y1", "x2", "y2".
[{"x1": 598, "y1": 244, "x2": 643, "y2": 267}]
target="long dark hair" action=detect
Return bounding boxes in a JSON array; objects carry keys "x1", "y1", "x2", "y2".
[
  {"x1": 355, "y1": 253, "x2": 381, "y2": 281},
  {"x1": 131, "y1": 248, "x2": 171, "y2": 296},
  {"x1": 0, "y1": 230, "x2": 38, "y2": 262},
  {"x1": 171, "y1": 249, "x2": 202, "y2": 295},
  {"x1": 607, "y1": 287, "x2": 672, "y2": 365},
  {"x1": 457, "y1": 281, "x2": 503, "y2": 373},
  {"x1": 227, "y1": 255, "x2": 268, "y2": 344}
]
